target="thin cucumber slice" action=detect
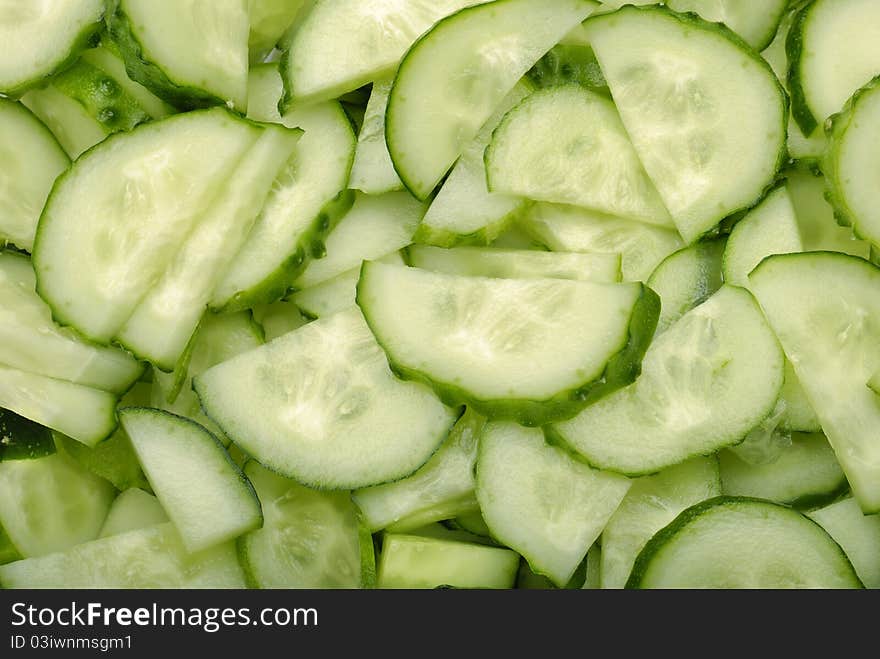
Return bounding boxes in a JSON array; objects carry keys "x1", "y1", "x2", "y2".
[
  {"x1": 354, "y1": 409, "x2": 485, "y2": 532},
  {"x1": 0, "y1": 0, "x2": 104, "y2": 95},
  {"x1": 600, "y1": 457, "x2": 720, "y2": 590},
  {"x1": 720, "y1": 432, "x2": 847, "y2": 509},
  {"x1": 20, "y1": 84, "x2": 111, "y2": 159},
  {"x1": 99, "y1": 489, "x2": 168, "y2": 538},
  {"x1": 402, "y1": 522, "x2": 494, "y2": 547},
  {"x1": 211, "y1": 65, "x2": 356, "y2": 311},
  {"x1": 453, "y1": 511, "x2": 492, "y2": 538},
  {"x1": 0, "y1": 524, "x2": 21, "y2": 566},
  {"x1": 377, "y1": 534, "x2": 519, "y2": 589},
  {"x1": 248, "y1": 0, "x2": 308, "y2": 62},
  {"x1": 552, "y1": 286, "x2": 785, "y2": 476},
  {"x1": 195, "y1": 308, "x2": 457, "y2": 490},
  {"x1": 666, "y1": 0, "x2": 787, "y2": 51},
  {"x1": 749, "y1": 252, "x2": 880, "y2": 512},
  {"x1": 350, "y1": 78, "x2": 404, "y2": 195},
  {"x1": 0, "y1": 100, "x2": 69, "y2": 252},
  {"x1": 358, "y1": 261, "x2": 659, "y2": 425},
  {"x1": 586, "y1": 6, "x2": 786, "y2": 243},
  {"x1": 0, "y1": 409, "x2": 55, "y2": 462},
  {"x1": 0, "y1": 452, "x2": 114, "y2": 558},
  {"x1": 281, "y1": 0, "x2": 488, "y2": 105},
  {"x1": 779, "y1": 360, "x2": 821, "y2": 433},
  {"x1": 476, "y1": 422, "x2": 631, "y2": 586},
  {"x1": 809, "y1": 498, "x2": 880, "y2": 589},
  {"x1": 486, "y1": 85, "x2": 671, "y2": 227},
  {"x1": 520, "y1": 203, "x2": 684, "y2": 282},
  {"x1": 527, "y1": 43, "x2": 608, "y2": 93},
  {"x1": 252, "y1": 300, "x2": 309, "y2": 342},
  {"x1": 387, "y1": 0, "x2": 599, "y2": 200},
  {"x1": 489, "y1": 222, "x2": 546, "y2": 250},
  {"x1": 34, "y1": 108, "x2": 260, "y2": 344},
  {"x1": 406, "y1": 245, "x2": 621, "y2": 283},
  {"x1": 627, "y1": 497, "x2": 862, "y2": 588},
  {"x1": 108, "y1": 0, "x2": 249, "y2": 110},
  {"x1": 647, "y1": 239, "x2": 725, "y2": 333},
  {"x1": 787, "y1": 0, "x2": 880, "y2": 136},
  {"x1": 238, "y1": 461, "x2": 362, "y2": 588},
  {"x1": 119, "y1": 409, "x2": 262, "y2": 553},
  {"x1": 0, "y1": 523, "x2": 246, "y2": 589},
  {"x1": 582, "y1": 545, "x2": 601, "y2": 589}
]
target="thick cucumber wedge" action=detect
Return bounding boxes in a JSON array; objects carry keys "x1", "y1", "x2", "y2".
[
  {"x1": 486, "y1": 86, "x2": 671, "y2": 227},
  {"x1": 0, "y1": 523, "x2": 246, "y2": 589},
  {"x1": 600, "y1": 457, "x2": 720, "y2": 590},
  {"x1": 117, "y1": 124, "x2": 301, "y2": 369},
  {"x1": 809, "y1": 498, "x2": 880, "y2": 589},
  {"x1": 647, "y1": 239, "x2": 725, "y2": 333},
  {"x1": 0, "y1": 252, "x2": 142, "y2": 394},
  {"x1": 586, "y1": 6, "x2": 786, "y2": 243},
  {"x1": 407, "y1": 246, "x2": 621, "y2": 283},
  {"x1": 211, "y1": 65, "x2": 356, "y2": 311},
  {"x1": 248, "y1": 0, "x2": 308, "y2": 62},
  {"x1": 666, "y1": 0, "x2": 787, "y2": 51},
  {"x1": 787, "y1": 0, "x2": 880, "y2": 136},
  {"x1": 238, "y1": 462, "x2": 362, "y2": 588},
  {"x1": 628, "y1": 497, "x2": 862, "y2": 588},
  {"x1": 281, "y1": 0, "x2": 487, "y2": 105},
  {"x1": 520, "y1": 203, "x2": 684, "y2": 282},
  {"x1": 108, "y1": 0, "x2": 249, "y2": 110},
  {"x1": 195, "y1": 308, "x2": 457, "y2": 490},
  {"x1": 99, "y1": 489, "x2": 168, "y2": 538},
  {"x1": 34, "y1": 109, "x2": 259, "y2": 344},
  {"x1": 0, "y1": 410, "x2": 56, "y2": 462},
  {"x1": 350, "y1": 78, "x2": 404, "y2": 195},
  {"x1": 552, "y1": 286, "x2": 784, "y2": 476},
  {"x1": 0, "y1": 0, "x2": 104, "y2": 95},
  {"x1": 387, "y1": 0, "x2": 599, "y2": 200},
  {"x1": 358, "y1": 262, "x2": 659, "y2": 425},
  {"x1": 750, "y1": 253, "x2": 880, "y2": 513},
  {"x1": 354, "y1": 409, "x2": 485, "y2": 532},
  {"x1": 0, "y1": 101, "x2": 69, "y2": 252},
  {"x1": 477, "y1": 422, "x2": 631, "y2": 586},
  {"x1": 119, "y1": 409, "x2": 262, "y2": 553},
  {"x1": 377, "y1": 534, "x2": 519, "y2": 589},
  {"x1": 720, "y1": 433, "x2": 847, "y2": 509},
  {"x1": 0, "y1": 451, "x2": 114, "y2": 558}
]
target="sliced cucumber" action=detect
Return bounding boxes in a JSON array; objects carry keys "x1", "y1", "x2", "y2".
[
  {"x1": 582, "y1": 544, "x2": 601, "y2": 589},
  {"x1": 552, "y1": 286, "x2": 784, "y2": 476},
  {"x1": 248, "y1": 0, "x2": 308, "y2": 62},
  {"x1": 453, "y1": 510, "x2": 492, "y2": 538},
  {"x1": 57, "y1": 427, "x2": 149, "y2": 493},
  {"x1": 778, "y1": 360, "x2": 821, "y2": 433},
  {"x1": 252, "y1": 300, "x2": 309, "y2": 341},
  {"x1": 526, "y1": 43, "x2": 608, "y2": 93},
  {"x1": 195, "y1": 308, "x2": 457, "y2": 490},
  {"x1": 586, "y1": 6, "x2": 786, "y2": 243},
  {"x1": 238, "y1": 461, "x2": 362, "y2": 588},
  {"x1": 387, "y1": 0, "x2": 598, "y2": 199},
  {"x1": 486, "y1": 85, "x2": 671, "y2": 227},
  {"x1": 99, "y1": 489, "x2": 168, "y2": 538},
  {"x1": 350, "y1": 77, "x2": 404, "y2": 195},
  {"x1": 358, "y1": 261, "x2": 659, "y2": 425},
  {"x1": 476, "y1": 422, "x2": 631, "y2": 586},
  {"x1": 0, "y1": 409, "x2": 55, "y2": 462},
  {"x1": 20, "y1": 84, "x2": 111, "y2": 159},
  {"x1": 809, "y1": 497, "x2": 880, "y2": 589},
  {"x1": 666, "y1": 0, "x2": 787, "y2": 51}
]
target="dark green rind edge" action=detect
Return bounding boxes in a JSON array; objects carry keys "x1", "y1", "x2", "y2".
[
  {"x1": 785, "y1": 0, "x2": 819, "y2": 137},
  {"x1": 412, "y1": 200, "x2": 532, "y2": 249},
  {"x1": 0, "y1": 408, "x2": 57, "y2": 462},
  {"x1": 625, "y1": 495, "x2": 864, "y2": 589},
  {"x1": 357, "y1": 266, "x2": 660, "y2": 427},
  {"x1": 356, "y1": 509, "x2": 378, "y2": 589}
]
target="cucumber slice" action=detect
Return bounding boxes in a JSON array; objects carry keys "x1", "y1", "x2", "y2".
[
  {"x1": 486, "y1": 85, "x2": 671, "y2": 227},
  {"x1": 0, "y1": 452, "x2": 114, "y2": 558},
  {"x1": 0, "y1": 409, "x2": 55, "y2": 462},
  {"x1": 248, "y1": 0, "x2": 308, "y2": 62},
  {"x1": 211, "y1": 65, "x2": 356, "y2": 311},
  {"x1": 99, "y1": 488, "x2": 168, "y2": 538},
  {"x1": 377, "y1": 534, "x2": 519, "y2": 589},
  {"x1": 809, "y1": 498, "x2": 880, "y2": 589},
  {"x1": 0, "y1": 100, "x2": 69, "y2": 252},
  {"x1": 586, "y1": 6, "x2": 786, "y2": 243},
  {"x1": 0, "y1": 252, "x2": 142, "y2": 394},
  {"x1": 0, "y1": 523, "x2": 246, "y2": 589},
  {"x1": 476, "y1": 422, "x2": 631, "y2": 586},
  {"x1": 0, "y1": 524, "x2": 21, "y2": 566},
  {"x1": 520, "y1": 203, "x2": 684, "y2": 282},
  {"x1": 720, "y1": 433, "x2": 847, "y2": 509},
  {"x1": 582, "y1": 545, "x2": 601, "y2": 589},
  {"x1": 387, "y1": 0, "x2": 599, "y2": 200},
  {"x1": 647, "y1": 239, "x2": 725, "y2": 333},
  {"x1": 20, "y1": 84, "x2": 111, "y2": 159},
  {"x1": 600, "y1": 457, "x2": 720, "y2": 589},
  {"x1": 778, "y1": 360, "x2": 821, "y2": 433},
  {"x1": 354, "y1": 409, "x2": 485, "y2": 532},
  {"x1": 453, "y1": 511, "x2": 492, "y2": 538},
  {"x1": 627, "y1": 497, "x2": 862, "y2": 588},
  {"x1": 666, "y1": 0, "x2": 787, "y2": 51},
  {"x1": 407, "y1": 245, "x2": 620, "y2": 283},
  {"x1": 108, "y1": 0, "x2": 249, "y2": 110},
  {"x1": 195, "y1": 308, "x2": 457, "y2": 490},
  {"x1": 0, "y1": 0, "x2": 104, "y2": 95},
  {"x1": 34, "y1": 108, "x2": 260, "y2": 344},
  {"x1": 552, "y1": 286, "x2": 785, "y2": 476},
  {"x1": 787, "y1": 0, "x2": 880, "y2": 136},
  {"x1": 749, "y1": 252, "x2": 880, "y2": 512},
  {"x1": 358, "y1": 262, "x2": 659, "y2": 425},
  {"x1": 252, "y1": 300, "x2": 309, "y2": 341},
  {"x1": 119, "y1": 408, "x2": 262, "y2": 553},
  {"x1": 238, "y1": 461, "x2": 362, "y2": 588},
  {"x1": 527, "y1": 43, "x2": 608, "y2": 93},
  {"x1": 402, "y1": 522, "x2": 494, "y2": 546},
  {"x1": 350, "y1": 78, "x2": 404, "y2": 195}
]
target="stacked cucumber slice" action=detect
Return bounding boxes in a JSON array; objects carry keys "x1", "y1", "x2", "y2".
[{"x1": 3, "y1": 0, "x2": 880, "y2": 590}]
